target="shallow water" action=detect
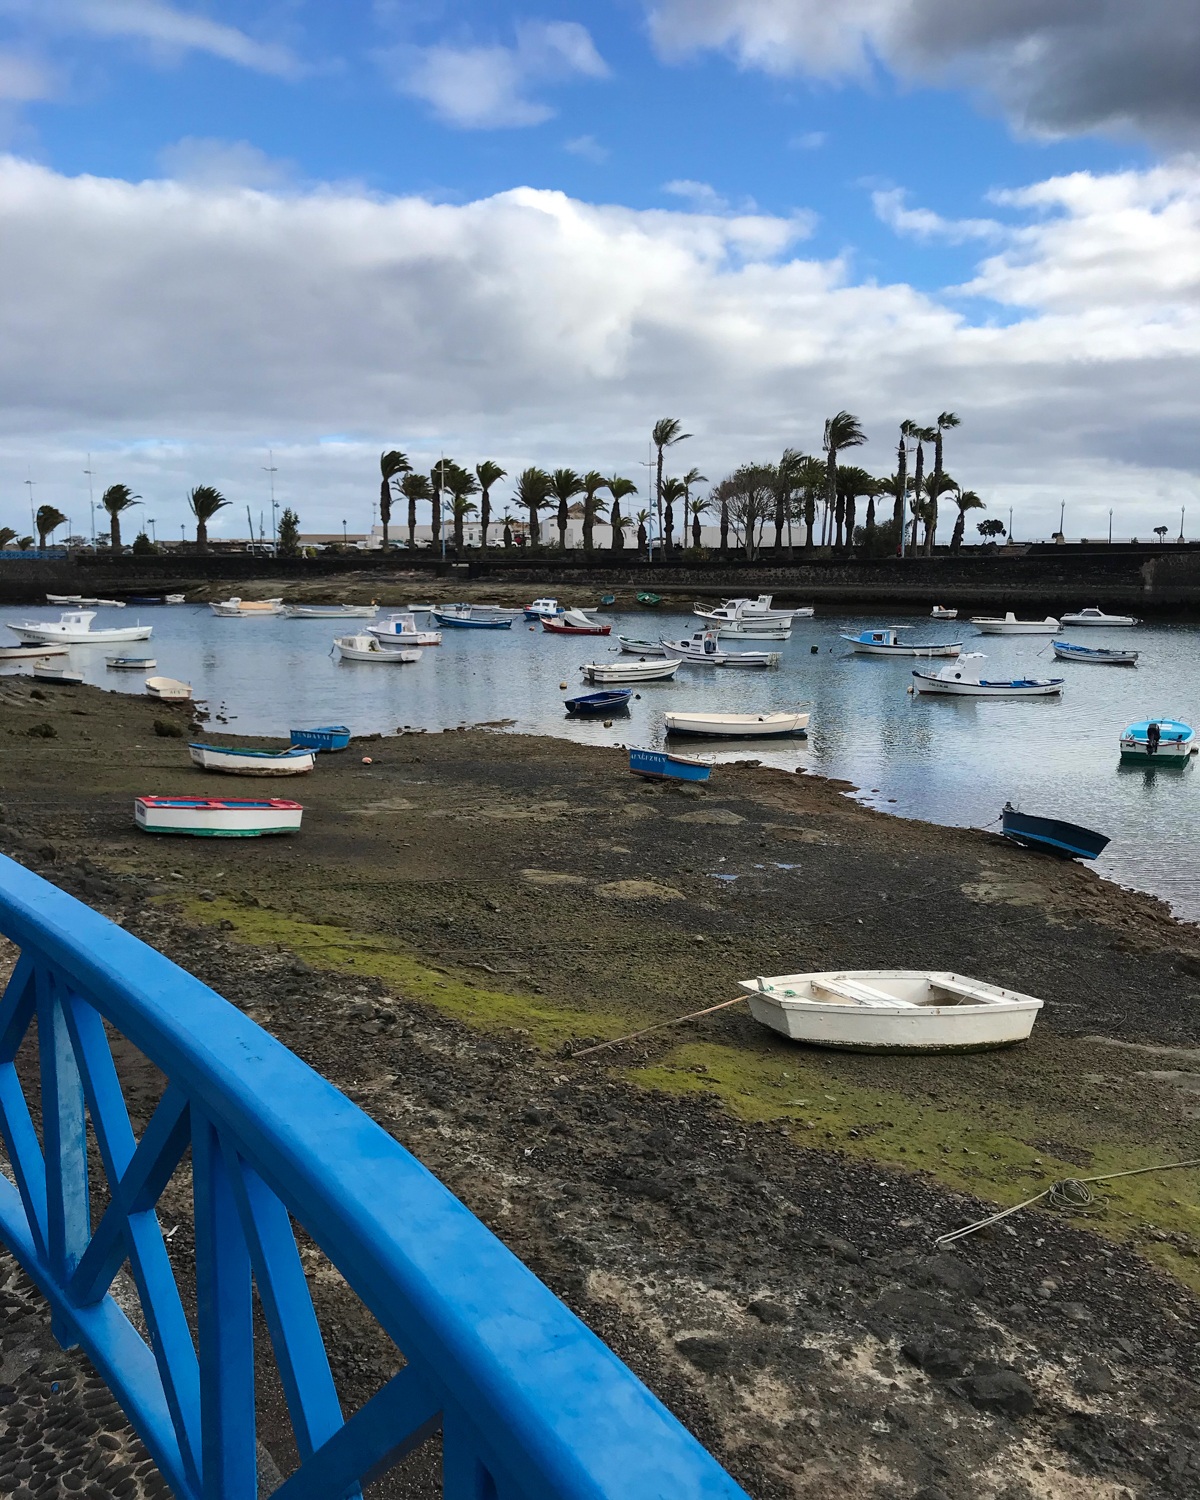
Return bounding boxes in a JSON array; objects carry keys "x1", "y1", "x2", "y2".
[{"x1": 6, "y1": 601, "x2": 1200, "y2": 920}]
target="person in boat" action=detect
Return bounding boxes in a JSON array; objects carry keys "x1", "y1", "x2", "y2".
[{"x1": 1147, "y1": 721, "x2": 1161, "y2": 756}]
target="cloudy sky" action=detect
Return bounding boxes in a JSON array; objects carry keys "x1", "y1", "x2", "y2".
[{"x1": 0, "y1": 1, "x2": 1198, "y2": 543}]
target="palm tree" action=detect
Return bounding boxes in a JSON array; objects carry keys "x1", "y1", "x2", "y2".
[
  {"x1": 446, "y1": 466, "x2": 480, "y2": 552},
  {"x1": 502, "y1": 512, "x2": 514, "y2": 548},
  {"x1": 652, "y1": 418, "x2": 691, "y2": 552},
  {"x1": 659, "y1": 476, "x2": 687, "y2": 551},
  {"x1": 950, "y1": 487, "x2": 984, "y2": 550},
  {"x1": 379, "y1": 450, "x2": 410, "y2": 549},
  {"x1": 837, "y1": 466, "x2": 876, "y2": 547},
  {"x1": 682, "y1": 465, "x2": 707, "y2": 541},
  {"x1": 580, "y1": 471, "x2": 608, "y2": 552},
  {"x1": 35, "y1": 505, "x2": 67, "y2": 549},
  {"x1": 634, "y1": 509, "x2": 650, "y2": 554},
  {"x1": 771, "y1": 449, "x2": 804, "y2": 554},
  {"x1": 515, "y1": 467, "x2": 552, "y2": 547},
  {"x1": 793, "y1": 455, "x2": 825, "y2": 550},
  {"x1": 101, "y1": 483, "x2": 141, "y2": 552},
  {"x1": 689, "y1": 495, "x2": 710, "y2": 548},
  {"x1": 186, "y1": 485, "x2": 230, "y2": 553},
  {"x1": 906, "y1": 426, "x2": 937, "y2": 553},
  {"x1": 400, "y1": 472, "x2": 432, "y2": 549},
  {"x1": 475, "y1": 460, "x2": 506, "y2": 553},
  {"x1": 823, "y1": 412, "x2": 866, "y2": 551},
  {"x1": 0, "y1": 527, "x2": 16, "y2": 550},
  {"x1": 550, "y1": 468, "x2": 584, "y2": 548},
  {"x1": 17, "y1": 536, "x2": 33, "y2": 551},
  {"x1": 925, "y1": 413, "x2": 960, "y2": 554},
  {"x1": 607, "y1": 476, "x2": 637, "y2": 551}
]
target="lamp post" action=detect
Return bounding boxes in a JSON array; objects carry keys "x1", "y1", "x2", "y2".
[
  {"x1": 1181, "y1": 507, "x2": 1186, "y2": 543},
  {"x1": 84, "y1": 455, "x2": 95, "y2": 544},
  {"x1": 342, "y1": 518, "x2": 347, "y2": 547},
  {"x1": 1058, "y1": 500, "x2": 1066, "y2": 540},
  {"x1": 148, "y1": 517, "x2": 156, "y2": 545},
  {"x1": 262, "y1": 450, "x2": 278, "y2": 545},
  {"x1": 25, "y1": 478, "x2": 34, "y2": 540},
  {"x1": 1109, "y1": 508, "x2": 1113, "y2": 544},
  {"x1": 1008, "y1": 506, "x2": 1013, "y2": 542}
]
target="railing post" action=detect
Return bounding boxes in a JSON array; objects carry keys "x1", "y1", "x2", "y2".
[
  {"x1": 37, "y1": 969, "x2": 89, "y2": 1346},
  {"x1": 193, "y1": 1110, "x2": 257, "y2": 1500}
]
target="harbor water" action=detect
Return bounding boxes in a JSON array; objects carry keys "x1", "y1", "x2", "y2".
[{"x1": 6, "y1": 602, "x2": 1200, "y2": 921}]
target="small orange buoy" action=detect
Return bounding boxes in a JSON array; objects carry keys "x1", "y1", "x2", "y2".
[{"x1": 362, "y1": 755, "x2": 374, "y2": 764}]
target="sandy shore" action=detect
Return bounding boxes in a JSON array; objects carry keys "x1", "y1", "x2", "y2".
[{"x1": 2, "y1": 675, "x2": 1199, "y2": 1497}]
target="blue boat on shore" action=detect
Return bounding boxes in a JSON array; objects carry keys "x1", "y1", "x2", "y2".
[
  {"x1": 565, "y1": 689, "x2": 632, "y2": 715},
  {"x1": 290, "y1": 725, "x2": 351, "y2": 752},
  {"x1": 1000, "y1": 804, "x2": 1110, "y2": 860},
  {"x1": 628, "y1": 747, "x2": 712, "y2": 782}
]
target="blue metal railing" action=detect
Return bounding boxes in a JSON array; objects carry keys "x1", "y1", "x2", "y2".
[{"x1": 0, "y1": 853, "x2": 748, "y2": 1499}]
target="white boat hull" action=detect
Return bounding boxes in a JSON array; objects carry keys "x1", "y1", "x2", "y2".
[
  {"x1": 661, "y1": 641, "x2": 781, "y2": 668},
  {"x1": 664, "y1": 710, "x2": 808, "y2": 737},
  {"x1": 617, "y1": 638, "x2": 667, "y2": 656},
  {"x1": 717, "y1": 624, "x2": 792, "y2": 640},
  {"x1": 1119, "y1": 741, "x2": 1192, "y2": 762},
  {"x1": 135, "y1": 800, "x2": 303, "y2": 836},
  {"x1": 189, "y1": 745, "x2": 315, "y2": 776},
  {"x1": 32, "y1": 666, "x2": 84, "y2": 684},
  {"x1": 582, "y1": 659, "x2": 680, "y2": 683},
  {"x1": 10, "y1": 622, "x2": 152, "y2": 644},
  {"x1": 848, "y1": 640, "x2": 961, "y2": 656},
  {"x1": 742, "y1": 970, "x2": 1042, "y2": 1052},
  {"x1": 285, "y1": 605, "x2": 378, "y2": 618},
  {"x1": 145, "y1": 677, "x2": 192, "y2": 701},
  {"x1": 970, "y1": 619, "x2": 1059, "y2": 634},
  {"x1": 0, "y1": 644, "x2": 68, "y2": 660},
  {"x1": 210, "y1": 598, "x2": 285, "y2": 617},
  {"x1": 334, "y1": 635, "x2": 421, "y2": 661},
  {"x1": 1061, "y1": 612, "x2": 1139, "y2": 627},
  {"x1": 912, "y1": 673, "x2": 1062, "y2": 697}
]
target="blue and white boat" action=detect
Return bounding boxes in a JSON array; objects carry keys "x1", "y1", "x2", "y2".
[
  {"x1": 430, "y1": 607, "x2": 512, "y2": 630},
  {"x1": 912, "y1": 653, "x2": 1063, "y2": 697},
  {"x1": 290, "y1": 725, "x2": 350, "y2": 752},
  {"x1": 524, "y1": 597, "x2": 564, "y2": 619},
  {"x1": 189, "y1": 743, "x2": 315, "y2": 776},
  {"x1": 628, "y1": 748, "x2": 712, "y2": 782},
  {"x1": 564, "y1": 689, "x2": 632, "y2": 715},
  {"x1": 1119, "y1": 718, "x2": 1195, "y2": 765},
  {"x1": 1052, "y1": 640, "x2": 1138, "y2": 666},
  {"x1": 1000, "y1": 804, "x2": 1110, "y2": 860},
  {"x1": 843, "y1": 628, "x2": 960, "y2": 657}
]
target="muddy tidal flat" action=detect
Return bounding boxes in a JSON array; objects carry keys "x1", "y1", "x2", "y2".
[{"x1": 2, "y1": 675, "x2": 1200, "y2": 1498}]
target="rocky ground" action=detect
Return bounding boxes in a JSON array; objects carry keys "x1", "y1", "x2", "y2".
[{"x1": 1, "y1": 676, "x2": 1199, "y2": 1497}]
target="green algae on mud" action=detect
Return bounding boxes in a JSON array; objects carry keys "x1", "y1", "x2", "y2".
[
  {"x1": 629, "y1": 1038, "x2": 1200, "y2": 1288},
  {"x1": 180, "y1": 895, "x2": 632, "y2": 1050}
]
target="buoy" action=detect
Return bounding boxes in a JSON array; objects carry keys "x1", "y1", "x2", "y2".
[
  {"x1": 362, "y1": 755, "x2": 374, "y2": 764},
  {"x1": 603, "y1": 719, "x2": 613, "y2": 727},
  {"x1": 810, "y1": 644, "x2": 818, "y2": 654},
  {"x1": 559, "y1": 681, "x2": 568, "y2": 689}
]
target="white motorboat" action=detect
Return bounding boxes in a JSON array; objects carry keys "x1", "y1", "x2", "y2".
[
  {"x1": 284, "y1": 604, "x2": 378, "y2": 619},
  {"x1": 7, "y1": 610, "x2": 152, "y2": 645},
  {"x1": 663, "y1": 710, "x2": 808, "y2": 738},
  {"x1": 581, "y1": 658, "x2": 680, "y2": 683},
  {"x1": 694, "y1": 595, "x2": 812, "y2": 625},
  {"x1": 617, "y1": 636, "x2": 667, "y2": 655},
  {"x1": 369, "y1": 613, "x2": 442, "y2": 647},
  {"x1": 1119, "y1": 718, "x2": 1195, "y2": 764},
  {"x1": 524, "y1": 597, "x2": 564, "y2": 619},
  {"x1": 930, "y1": 605, "x2": 958, "y2": 620},
  {"x1": 209, "y1": 597, "x2": 285, "y2": 617},
  {"x1": 717, "y1": 621, "x2": 792, "y2": 640},
  {"x1": 334, "y1": 633, "x2": 420, "y2": 662},
  {"x1": 740, "y1": 970, "x2": 1043, "y2": 1052},
  {"x1": 970, "y1": 612, "x2": 1060, "y2": 634},
  {"x1": 661, "y1": 630, "x2": 781, "y2": 668},
  {"x1": 1061, "y1": 606, "x2": 1140, "y2": 627},
  {"x1": 106, "y1": 656, "x2": 157, "y2": 669},
  {"x1": 0, "y1": 643, "x2": 69, "y2": 660},
  {"x1": 911, "y1": 653, "x2": 1064, "y2": 697},
  {"x1": 189, "y1": 742, "x2": 315, "y2": 776},
  {"x1": 145, "y1": 676, "x2": 192, "y2": 701},
  {"x1": 165, "y1": 594, "x2": 186, "y2": 605},
  {"x1": 843, "y1": 628, "x2": 960, "y2": 657},
  {"x1": 32, "y1": 661, "x2": 84, "y2": 685}
]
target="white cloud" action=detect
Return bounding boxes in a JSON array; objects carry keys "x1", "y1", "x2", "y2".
[
  {"x1": 565, "y1": 134, "x2": 609, "y2": 164},
  {"x1": 663, "y1": 179, "x2": 738, "y2": 213},
  {"x1": 789, "y1": 131, "x2": 826, "y2": 151},
  {"x1": 50, "y1": 0, "x2": 303, "y2": 78},
  {"x1": 395, "y1": 20, "x2": 608, "y2": 130},
  {"x1": 156, "y1": 137, "x2": 295, "y2": 190},
  {"x1": 872, "y1": 187, "x2": 1003, "y2": 244},
  {"x1": 0, "y1": 51, "x2": 54, "y2": 102},
  {"x1": 0, "y1": 155, "x2": 1199, "y2": 543}
]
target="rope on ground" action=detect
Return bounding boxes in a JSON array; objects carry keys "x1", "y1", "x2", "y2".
[
  {"x1": 571, "y1": 996, "x2": 745, "y2": 1059},
  {"x1": 933, "y1": 1155, "x2": 1200, "y2": 1250}
]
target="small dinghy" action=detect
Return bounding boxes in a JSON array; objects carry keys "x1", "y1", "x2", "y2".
[
  {"x1": 165, "y1": 594, "x2": 186, "y2": 605},
  {"x1": 1000, "y1": 804, "x2": 1110, "y2": 859},
  {"x1": 46, "y1": 594, "x2": 83, "y2": 605},
  {"x1": 617, "y1": 635, "x2": 667, "y2": 655},
  {"x1": 661, "y1": 629, "x2": 781, "y2": 668},
  {"x1": 1053, "y1": 639, "x2": 1138, "y2": 665},
  {"x1": 1061, "y1": 606, "x2": 1139, "y2": 627},
  {"x1": 290, "y1": 725, "x2": 351, "y2": 752},
  {"x1": 912, "y1": 653, "x2": 1063, "y2": 697},
  {"x1": 0, "y1": 643, "x2": 68, "y2": 660},
  {"x1": 145, "y1": 676, "x2": 192, "y2": 701},
  {"x1": 106, "y1": 655, "x2": 157, "y2": 669},
  {"x1": 843, "y1": 628, "x2": 961, "y2": 657},
  {"x1": 741, "y1": 970, "x2": 1044, "y2": 1052},
  {"x1": 628, "y1": 747, "x2": 711, "y2": 782},
  {"x1": 334, "y1": 633, "x2": 420, "y2": 662},
  {"x1": 664, "y1": 710, "x2": 808, "y2": 738},
  {"x1": 1119, "y1": 718, "x2": 1194, "y2": 764},
  {"x1": 564, "y1": 689, "x2": 632, "y2": 715},
  {"x1": 210, "y1": 597, "x2": 285, "y2": 617},
  {"x1": 598, "y1": 594, "x2": 617, "y2": 607},
  {"x1": 970, "y1": 612, "x2": 1059, "y2": 634},
  {"x1": 32, "y1": 661, "x2": 84, "y2": 685},
  {"x1": 135, "y1": 795, "x2": 303, "y2": 837},
  {"x1": 543, "y1": 610, "x2": 612, "y2": 636},
  {"x1": 582, "y1": 658, "x2": 680, "y2": 683},
  {"x1": 636, "y1": 591, "x2": 662, "y2": 608},
  {"x1": 930, "y1": 605, "x2": 958, "y2": 620},
  {"x1": 284, "y1": 603, "x2": 378, "y2": 619},
  {"x1": 189, "y1": 743, "x2": 316, "y2": 776}
]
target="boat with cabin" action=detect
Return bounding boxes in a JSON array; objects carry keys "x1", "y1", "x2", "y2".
[
  {"x1": 843, "y1": 628, "x2": 961, "y2": 657},
  {"x1": 369, "y1": 613, "x2": 442, "y2": 647},
  {"x1": 564, "y1": 689, "x2": 632, "y2": 716},
  {"x1": 628, "y1": 748, "x2": 711, "y2": 782},
  {"x1": 663, "y1": 709, "x2": 808, "y2": 738},
  {"x1": 524, "y1": 597, "x2": 565, "y2": 619},
  {"x1": 7, "y1": 610, "x2": 153, "y2": 645},
  {"x1": 145, "y1": 676, "x2": 192, "y2": 701},
  {"x1": 189, "y1": 743, "x2": 315, "y2": 776},
  {"x1": 661, "y1": 629, "x2": 781, "y2": 668},
  {"x1": 1119, "y1": 718, "x2": 1195, "y2": 764},
  {"x1": 209, "y1": 598, "x2": 285, "y2": 617},
  {"x1": 135, "y1": 795, "x2": 303, "y2": 837},
  {"x1": 694, "y1": 595, "x2": 812, "y2": 625},
  {"x1": 999, "y1": 804, "x2": 1110, "y2": 860},
  {"x1": 1052, "y1": 640, "x2": 1138, "y2": 665},
  {"x1": 581, "y1": 658, "x2": 680, "y2": 683},
  {"x1": 930, "y1": 605, "x2": 958, "y2": 619},
  {"x1": 740, "y1": 970, "x2": 1043, "y2": 1052},
  {"x1": 1061, "y1": 607, "x2": 1140, "y2": 627},
  {"x1": 334, "y1": 634, "x2": 420, "y2": 662},
  {"x1": 970, "y1": 612, "x2": 1060, "y2": 635},
  {"x1": 911, "y1": 654, "x2": 1063, "y2": 697}
]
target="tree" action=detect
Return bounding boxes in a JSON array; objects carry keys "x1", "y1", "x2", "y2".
[
  {"x1": 0, "y1": 527, "x2": 16, "y2": 550},
  {"x1": 502, "y1": 512, "x2": 514, "y2": 548},
  {"x1": 379, "y1": 450, "x2": 410, "y2": 549},
  {"x1": 682, "y1": 466, "x2": 708, "y2": 548},
  {"x1": 659, "y1": 476, "x2": 686, "y2": 552},
  {"x1": 906, "y1": 427, "x2": 936, "y2": 552},
  {"x1": 549, "y1": 468, "x2": 583, "y2": 549},
  {"x1": 823, "y1": 412, "x2": 867, "y2": 551},
  {"x1": 607, "y1": 476, "x2": 637, "y2": 551},
  {"x1": 445, "y1": 465, "x2": 480, "y2": 552},
  {"x1": 837, "y1": 466, "x2": 876, "y2": 550},
  {"x1": 920, "y1": 470, "x2": 958, "y2": 551},
  {"x1": 277, "y1": 507, "x2": 300, "y2": 556},
  {"x1": 949, "y1": 488, "x2": 984, "y2": 550},
  {"x1": 132, "y1": 530, "x2": 156, "y2": 555},
  {"x1": 515, "y1": 467, "x2": 552, "y2": 547},
  {"x1": 724, "y1": 465, "x2": 774, "y2": 559},
  {"x1": 400, "y1": 472, "x2": 432, "y2": 548},
  {"x1": 978, "y1": 518, "x2": 1006, "y2": 540},
  {"x1": 925, "y1": 412, "x2": 960, "y2": 555},
  {"x1": 187, "y1": 485, "x2": 230, "y2": 553},
  {"x1": 770, "y1": 450, "x2": 803, "y2": 555},
  {"x1": 652, "y1": 418, "x2": 691, "y2": 552},
  {"x1": 794, "y1": 455, "x2": 826, "y2": 550},
  {"x1": 580, "y1": 471, "x2": 608, "y2": 552},
  {"x1": 1154, "y1": 525, "x2": 1169, "y2": 542},
  {"x1": 634, "y1": 509, "x2": 650, "y2": 554},
  {"x1": 17, "y1": 536, "x2": 33, "y2": 551},
  {"x1": 475, "y1": 460, "x2": 506, "y2": 553},
  {"x1": 35, "y1": 505, "x2": 67, "y2": 549},
  {"x1": 689, "y1": 495, "x2": 710, "y2": 548},
  {"x1": 101, "y1": 483, "x2": 141, "y2": 552},
  {"x1": 895, "y1": 420, "x2": 917, "y2": 534}
]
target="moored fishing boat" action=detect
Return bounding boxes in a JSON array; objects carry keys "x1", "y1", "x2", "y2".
[
  {"x1": 628, "y1": 748, "x2": 712, "y2": 782},
  {"x1": 661, "y1": 630, "x2": 781, "y2": 668},
  {"x1": 970, "y1": 612, "x2": 1060, "y2": 634},
  {"x1": 717, "y1": 620, "x2": 792, "y2": 640},
  {"x1": 7, "y1": 610, "x2": 152, "y2": 645},
  {"x1": 334, "y1": 633, "x2": 420, "y2": 662},
  {"x1": 1061, "y1": 606, "x2": 1140, "y2": 627},
  {"x1": 106, "y1": 655, "x2": 157, "y2": 669},
  {"x1": 693, "y1": 595, "x2": 811, "y2": 625},
  {"x1": 564, "y1": 689, "x2": 632, "y2": 715},
  {"x1": 581, "y1": 658, "x2": 680, "y2": 683},
  {"x1": 290, "y1": 725, "x2": 351, "y2": 752},
  {"x1": 843, "y1": 628, "x2": 961, "y2": 657},
  {"x1": 284, "y1": 604, "x2": 378, "y2": 619},
  {"x1": 999, "y1": 804, "x2": 1110, "y2": 859},
  {"x1": 135, "y1": 795, "x2": 303, "y2": 837},
  {"x1": 46, "y1": 594, "x2": 83, "y2": 605},
  {"x1": 145, "y1": 676, "x2": 192, "y2": 701},
  {"x1": 524, "y1": 597, "x2": 564, "y2": 619},
  {"x1": 165, "y1": 594, "x2": 186, "y2": 605},
  {"x1": 189, "y1": 742, "x2": 316, "y2": 776},
  {"x1": 1052, "y1": 640, "x2": 1138, "y2": 665},
  {"x1": 209, "y1": 597, "x2": 285, "y2": 617},
  {"x1": 911, "y1": 654, "x2": 1063, "y2": 697},
  {"x1": 1119, "y1": 718, "x2": 1194, "y2": 764},
  {"x1": 0, "y1": 643, "x2": 68, "y2": 660},
  {"x1": 369, "y1": 613, "x2": 442, "y2": 646},
  {"x1": 740, "y1": 970, "x2": 1043, "y2": 1052},
  {"x1": 542, "y1": 611, "x2": 612, "y2": 636},
  {"x1": 664, "y1": 709, "x2": 808, "y2": 738},
  {"x1": 930, "y1": 605, "x2": 958, "y2": 619},
  {"x1": 430, "y1": 607, "x2": 511, "y2": 629},
  {"x1": 617, "y1": 636, "x2": 667, "y2": 655}
]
